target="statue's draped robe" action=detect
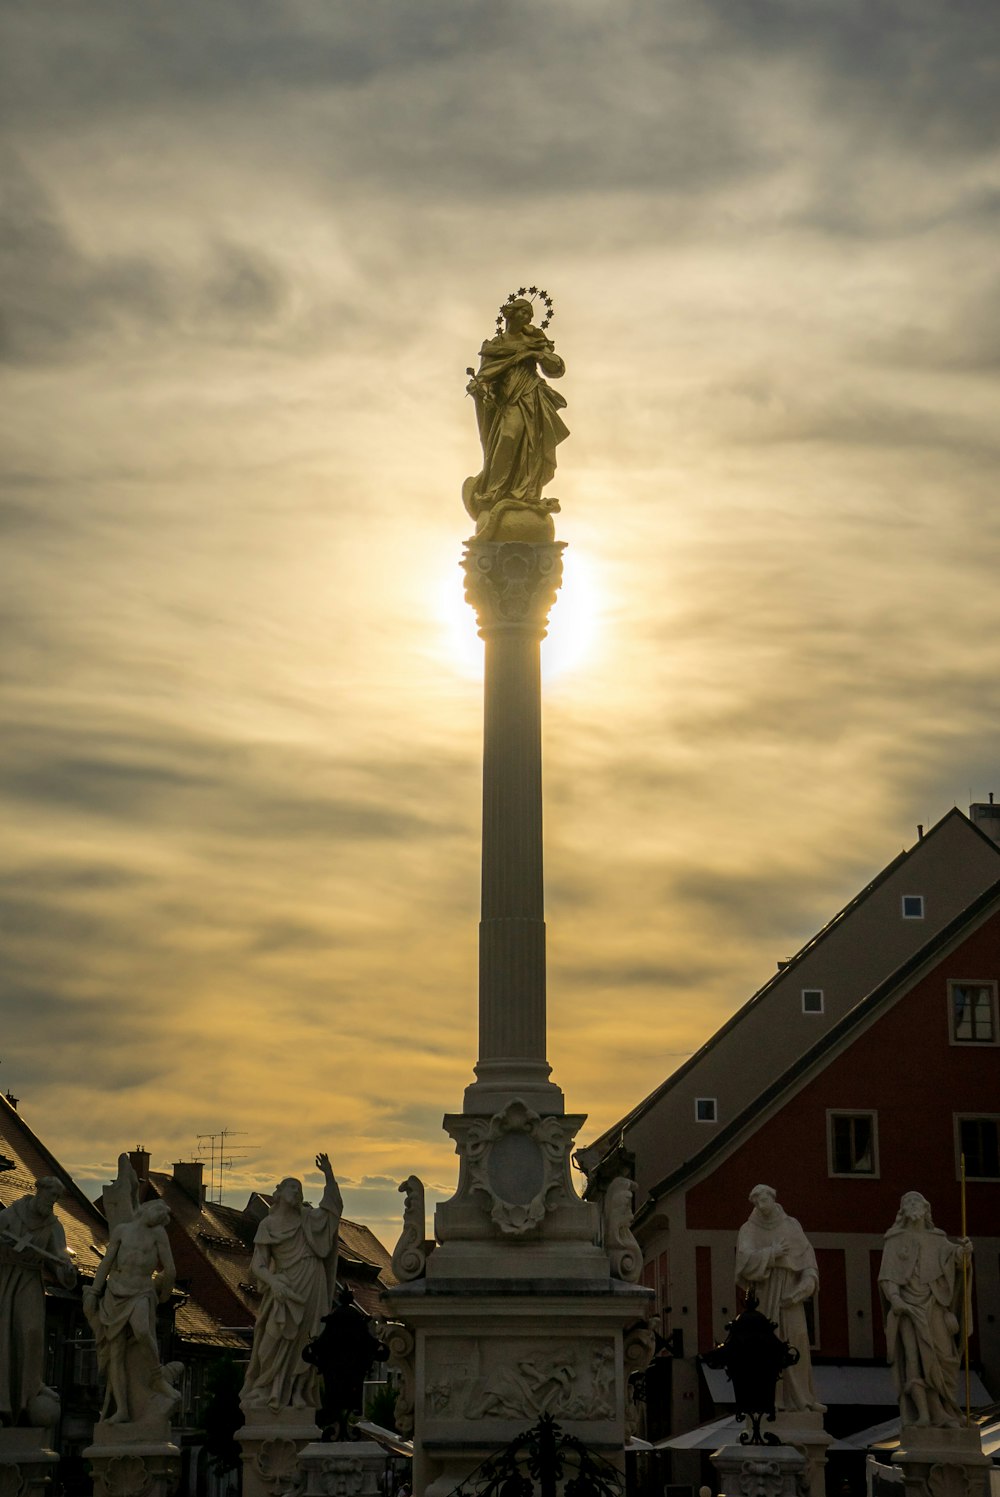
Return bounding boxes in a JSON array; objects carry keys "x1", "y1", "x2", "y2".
[
  {"x1": 242, "y1": 1187, "x2": 341, "y2": 1412},
  {"x1": 878, "y1": 1225, "x2": 966, "y2": 1424},
  {"x1": 0, "y1": 1198, "x2": 71, "y2": 1420},
  {"x1": 735, "y1": 1206, "x2": 824, "y2": 1413},
  {"x1": 465, "y1": 330, "x2": 568, "y2": 519}
]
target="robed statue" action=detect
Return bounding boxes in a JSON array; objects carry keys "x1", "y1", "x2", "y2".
[
  {"x1": 735, "y1": 1184, "x2": 825, "y2": 1415},
  {"x1": 878, "y1": 1190, "x2": 972, "y2": 1428},
  {"x1": 0, "y1": 1177, "x2": 76, "y2": 1426},
  {"x1": 240, "y1": 1151, "x2": 342, "y2": 1415},
  {"x1": 464, "y1": 290, "x2": 568, "y2": 541}
]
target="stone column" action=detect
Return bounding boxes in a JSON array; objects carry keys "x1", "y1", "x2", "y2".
[{"x1": 461, "y1": 538, "x2": 566, "y2": 1117}]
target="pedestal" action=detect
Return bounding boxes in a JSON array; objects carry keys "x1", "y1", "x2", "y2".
[
  {"x1": 769, "y1": 1411, "x2": 832, "y2": 1497},
  {"x1": 892, "y1": 1424, "x2": 991, "y2": 1497},
  {"x1": 85, "y1": 1423, "x2": 181, "y2": 1497},
  {"x1": 297, "y1": 1440, "x2": 389, "y2": 1497},
  {"x1": 237, "y1": 1408, "x2": 321, "y2": 1497},
  {"x1": 382, "y1": 1277, "x2": 651, "y2": 1497},
  {"x1": 710, "y1": 1442, "x2": 810, "y2": 1497},
  {"x1": 0, "y1": 1427, "x2": 59, "y2": 1497}
]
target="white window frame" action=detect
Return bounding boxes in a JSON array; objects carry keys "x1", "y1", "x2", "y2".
[
  {"x1": 948, "y1": 980, "x2": 999, "y2": 1046},
  {"x1": 901, "y1": 894, "x2": 925, "y2": 920},
  {"x1": 694, "y1": 1097, "x2": 717, "y2": 1123},
  {"x1": 801, "y1": 988, "x2": 824, "y2": 1014},
  {"x1": 827, "y1": 1109, "x2": 879, "y2": 1178},
  {"x1": 955, "y1": 1114, "x2": 1000, "y2": 1181}
]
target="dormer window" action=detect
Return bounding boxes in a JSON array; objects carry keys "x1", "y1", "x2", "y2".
[
  {"x1": 802, "y1": 988, "x2": 824, "y2": 1014},
  {"x1": 695, "y1": 1098, "x2": 717, "y2": 1123},
  {"x1": 902, "y1": 895, "x2": 924, "y2": 920}
]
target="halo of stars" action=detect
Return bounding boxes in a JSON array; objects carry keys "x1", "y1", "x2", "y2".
[{"x1": 495, "y1": 286, "x2": 555, "y2": 335}]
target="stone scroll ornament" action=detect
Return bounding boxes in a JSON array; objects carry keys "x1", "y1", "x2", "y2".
[
  {"x1": 603, "y1": 1177, "x2": 643, "y2": 1283},
  {"x1": 463, "y1": 286, "x2": 569, "y2": 544},
  {"x1": 391, "y1": 1177, "x2": 427, "y2": 1283}
]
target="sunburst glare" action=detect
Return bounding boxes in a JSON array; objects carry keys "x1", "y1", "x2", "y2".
[{"x1": 434, "y1": 548, "x2": 603, "y2": 684}]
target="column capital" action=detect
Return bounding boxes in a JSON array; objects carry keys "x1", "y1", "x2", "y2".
[{"x1": 462, "y1": 540, "x2": 565, "y2": 638}]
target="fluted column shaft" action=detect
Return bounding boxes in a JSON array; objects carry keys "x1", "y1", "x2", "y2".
[
  {"x1": 461, "y1": 539, "x2": 565, "y2": 1114},
  {"x1": 480, "y1": 628, "x2": 545, "y2": 1061}
]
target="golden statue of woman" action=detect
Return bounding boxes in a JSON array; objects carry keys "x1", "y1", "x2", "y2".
[{"x1": 463, "y1": 295, "x2": 569, "y2": 541}]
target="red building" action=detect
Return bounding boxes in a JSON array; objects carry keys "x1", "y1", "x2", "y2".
[{"x1": 578, "y1": 806, "x2": 1000, "y2": 1440}]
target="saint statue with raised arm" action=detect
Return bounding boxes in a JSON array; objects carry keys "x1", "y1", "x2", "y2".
[{"x1": 240, "y1": 1152, "x2": 342, "y2": 1415}]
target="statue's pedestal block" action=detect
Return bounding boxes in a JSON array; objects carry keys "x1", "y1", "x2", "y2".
[
  {"x1": 297, "y1": 1440, "x2": 388, "y2": 1497},
  {"x1": 893, "y1": 1424, "x2": 991, "y2": 1497},
  {"x1": 711, "y1": 1442, "x2": 809, "y2": 1497},
  {"x1": 768, "y1": 1411, "x2": 832, "y2": 1497},
  {"x1": 382, "y1": 1277, "x2": 651, "y2": 1497},
  {"x1": 0, "y1": 1427, "x2": 59, "y2": 1497},
  {"x1": 237, "y1": 1408, "x2": 321, "y2": 1497},
  {"x1": 85, "y1": 1423, "x2": 181, "y2": 1497}
]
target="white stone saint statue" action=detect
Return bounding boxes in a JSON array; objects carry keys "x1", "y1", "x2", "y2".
[
  {"x1": 735, "y1": 1184, "x2": 825, "y2": 1414},
  {"x1": 84, "y1": 1198, "x2": 177, "y2": 1426},
  {"x1": 0, "y1": 1177, "x2": 76, "y2": 1425},
  {"x1": 240, "y1": 1151, "x2": 342, "y2": 1415},
  {"x1": 878, "y1": 1190, "x2": 972, "y2": 1428}
]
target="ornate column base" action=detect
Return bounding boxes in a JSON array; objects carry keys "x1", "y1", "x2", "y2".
[
  {"x1": 893, "y1": 1425, "x2": 991, "y2": 1497},
  {"x1": 710, "y1": 1442, "x2": 809, "y2": 1497},
  {"x1": 84, "y1": 1426, "x2": 181, "y2": 1497},
  {"x1": 768, "y1": 1411, "x2": 832, "y2": 1497},
  {"x1": 0, "y1": 1428, "x2": 59, "y2": 1497},
  {"x1": 297, "y1": 1440, "x2": 390, "y2": 1497},
  {"x1": 236, "y1": 1408, "x2": 321, "y2": 1497}
]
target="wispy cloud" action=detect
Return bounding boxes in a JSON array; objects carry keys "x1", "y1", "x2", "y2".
[{"x1": 2, "y1": 0, "x2": 998, "y2": 1244}]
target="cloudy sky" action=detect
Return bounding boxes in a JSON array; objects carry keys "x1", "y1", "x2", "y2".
[{"x1": 3, "y1": 0, "x2": 999, "y2": 1245}]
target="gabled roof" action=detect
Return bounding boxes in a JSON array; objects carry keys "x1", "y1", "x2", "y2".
[
  {"x1": 0, "y1": 1092, "x2": 107, "y2": 1276},
  {"x1": 635, "y1": 872, "x2": 1000, "y2": 1220},
  {"x1": 581, "y1": 807, "x2": 1000, "y2": 1176}
]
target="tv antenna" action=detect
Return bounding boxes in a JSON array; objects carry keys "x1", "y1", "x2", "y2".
[{"x1": 196, "y1": 1128, "x2": 254, "y2": 1205}]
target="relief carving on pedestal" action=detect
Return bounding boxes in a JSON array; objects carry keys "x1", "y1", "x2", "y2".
[
  {"x1": 254, "y1": 1439, "x2": 304, "y2": 1497},
  {"x1": 425, "y1": 1337, "x2": 615, "y2": 1423},
  {"x1": 927, "y1": 1466, "x2": 975, "y2": 1497},
  {"x1": 465, "y1": 1099, "x2": 574, "y2": 1236},
  {"x1": 102, "y1": 1456, "x2": 155, "y2": 1497}
]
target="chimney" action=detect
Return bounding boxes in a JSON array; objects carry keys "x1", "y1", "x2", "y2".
[
  {"x1": 128, "y1": 1145, "x2": 150, "y2": 1180},
  {"x1": 970, "y1": 797, "x2": 1000, "y2": 845},
  {"x1": 4, "y1": 1092, "x2": 18, "y2": 1112},
  {"x1": 172, "y1": 1160, "x2": 205, "y2": 1205}
]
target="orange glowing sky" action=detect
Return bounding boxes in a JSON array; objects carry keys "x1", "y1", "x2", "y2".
[{"x1": 3, "y1": 1, "x2": 999, "y2": 1243}]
